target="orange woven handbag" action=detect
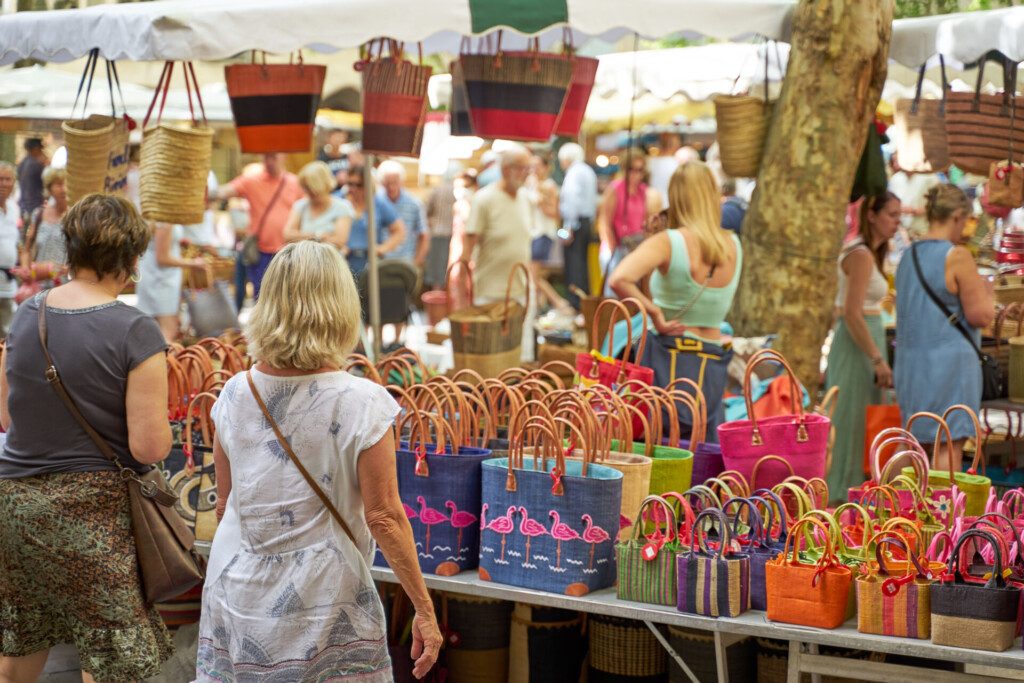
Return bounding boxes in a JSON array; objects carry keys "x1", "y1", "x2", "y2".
[{"x1": 765, "y1": 516, "x2": 853, "y2": 629}]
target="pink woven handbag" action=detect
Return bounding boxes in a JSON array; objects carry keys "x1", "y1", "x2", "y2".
[{"x1": 717, "y1": 349, "x2": 830, "y2": 488}]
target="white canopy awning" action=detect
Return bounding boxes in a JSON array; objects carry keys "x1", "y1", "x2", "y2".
[
  {"x1": 0, "y1": 0, "x2": 795, "y2": 66},
  {"x1": 890, "y1": 7, "x2": 1024, "y2": 68}
]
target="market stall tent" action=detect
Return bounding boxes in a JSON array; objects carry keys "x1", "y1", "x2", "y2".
[
  {"x1": 0, "y1": 0, "x2": 796, "y2": 65},
  {"x1": 890, "y1": 6, "x2": 1024, "y2": 67}
]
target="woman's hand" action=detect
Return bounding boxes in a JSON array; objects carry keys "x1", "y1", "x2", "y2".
[
  {"x1": 187, "y1": 258, "x2": 209, "y2": 270},
  {"x1": 652, "y1": 308, "x2": 688, "y2": 337},
  {"x1": 874, "y1": 358, "x2": 893, "y2": 389},
  {"x1": 410, "y1": 610, "x2": 443, "y2": 679}
]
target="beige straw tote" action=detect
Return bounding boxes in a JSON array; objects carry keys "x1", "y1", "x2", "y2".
[
  {"x1": 715, "y1": 42, "x2": 781, "y2": 179},
  {"x1": 139, "y1": 62, "x2": 213, "y2": 225},
  {"x1": 893, "y1": 58, "x2": 950, "y2": 174},
  {"x1": 447, "y1": 261, "x2": 533, "y2": 379},
  {"x1": 61, "y1": 50, "x2": 132, "y2": 203}
]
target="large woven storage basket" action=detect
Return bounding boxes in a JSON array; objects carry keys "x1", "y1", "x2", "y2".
[
  {"x1": 444, "y1": 593, "x2": 512, "y2": 683},
  {"x1": 139, "y1": 123, "x2": 213, "y2": 225},
  {"x1": 714, "y1": 95, "x2": 773, "y2": 178},
  {"x1": 894, "y1": 98, "x2": 950, "y2": 174},
  {"x1": 668, "y1": 626, "x2": 754, "y2": 683},
  {"x1": 589, "y1": 614, "x2": 667, "y2": 682},
  {"x1": 508, "y1": 603, "x2": 585, "y2": 683}
]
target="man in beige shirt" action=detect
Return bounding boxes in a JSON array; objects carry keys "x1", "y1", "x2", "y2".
[{"x1": 462, "y1": 144, "x2": 535, "y2": 358}]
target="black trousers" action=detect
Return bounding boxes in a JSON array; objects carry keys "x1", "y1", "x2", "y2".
[{"x1": 564, "y1": 217, "x2": 591, "y2": 310}]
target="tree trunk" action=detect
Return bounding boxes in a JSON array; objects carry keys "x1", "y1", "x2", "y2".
[{"x1": 730, "y1": 0, "x2": 894, "y2": 391}]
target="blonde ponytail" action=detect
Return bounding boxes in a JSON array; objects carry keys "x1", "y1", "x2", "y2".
[{"x1": 667, "y1": 161, "x2": 731, "y2": 268}]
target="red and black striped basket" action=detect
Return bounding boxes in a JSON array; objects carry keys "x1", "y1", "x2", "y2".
[
  {"x1": 225, "y1": 58, "x2": 326, "y2": 154},
  {"x1": 553, "y1": 56, "x2": 598, "y2": 138},
  {"x1": 458, "y1": 50, "x2": 573, "y2": 142},
  {"x1": 360, "y1": 45, "x2": 432, "y2": 157}
]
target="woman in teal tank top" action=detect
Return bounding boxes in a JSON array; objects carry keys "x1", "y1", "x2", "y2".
[{"x1": 609, "y1": 161, "x2": 742, "y2": 441}]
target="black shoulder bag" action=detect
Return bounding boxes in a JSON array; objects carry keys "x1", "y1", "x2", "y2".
[{"x1": 910, "y1": 244, "x2": 1002, "y2": 400}]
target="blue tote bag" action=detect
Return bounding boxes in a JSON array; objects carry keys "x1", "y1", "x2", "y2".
[
  {"x1": 478, "y1": 420, "x2": 623, "y2": 596},
  {"x1": 374, "y1": 411, "x2": 491, "y2": 576}
]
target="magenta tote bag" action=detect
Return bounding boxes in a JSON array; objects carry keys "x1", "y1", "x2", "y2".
[{"x1": 717, "y1": 349, "x2": 830, "y2": 488}]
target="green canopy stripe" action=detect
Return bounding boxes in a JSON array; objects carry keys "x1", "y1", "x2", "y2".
[{"x1": 469, "y1": 0, "x2": 569, "y2": 35}]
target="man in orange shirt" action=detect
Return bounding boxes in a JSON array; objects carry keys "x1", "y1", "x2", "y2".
[{"x1": 218, "y1": 153, "x2": 304, "y2": 306}]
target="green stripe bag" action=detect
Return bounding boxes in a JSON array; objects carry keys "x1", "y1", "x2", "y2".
[{"x1": 617, "y1": 495, "x2": 686, "y2": 606}]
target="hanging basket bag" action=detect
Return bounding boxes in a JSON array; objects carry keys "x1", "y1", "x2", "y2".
[
  {"x1": 225, "y1": 52, "x2": 326, "y2": 154},
  {"x1": 893, "y1": 58, "x2": 951, "y2": 174},
  {"x1": 62, "y1": 50, "x2": 132, "y2": 203},
  {"x1": 714, "y1": 43, "x2": 780, "y2": 179},
  {"x1": 458, "y1": 35, "x2": 573, "y2": 142},
  {"x1": 359, "y1": 39, "x2": 432, "y2": 157},
  {"x1": 139, "y1": 62, "x2": 213, "y2": 225},
  {"x1": 552, "y1": 31, "x2": 598, "y2": 138},
  {"x1": 945, "y1": 53, "x2": 1024, "y2": 176}
]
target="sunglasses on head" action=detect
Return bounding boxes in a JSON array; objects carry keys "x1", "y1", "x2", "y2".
[{"x1": 348, "y1": 182, "x2": 364, "y2": 188}]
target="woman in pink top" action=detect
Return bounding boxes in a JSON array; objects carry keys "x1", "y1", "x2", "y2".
[{"x1": 597, "y1": 150, "x2": 662, "y2": 294}]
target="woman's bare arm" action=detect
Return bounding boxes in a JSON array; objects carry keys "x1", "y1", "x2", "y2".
[{"x1": 213, "y1": 433, "x2": 231, "y2": 522}]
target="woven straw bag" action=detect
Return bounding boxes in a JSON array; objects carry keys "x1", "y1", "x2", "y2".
[
  {"x1": 62, "y1": 50, "x2": 132, "y2": 203},
  {"x1": 360, "y1": 40, "x2": 431, "y2": 156},
  {"x1": 945, "y1": 54, "x2": 1024, "y2": 176},
  {"x1": 139, "y1": 62, "x2": 213, "y2": 225},
  {"x1": 893, "y1": 58, "x2": 950, "y2": 174},
  {"x1": 588, "y1": 614, "x2": 667, "y2": 681},
  {"x1": 715, "y1": 43, "x2": 781, "y2": 179},
  {"x1": 447, "y1": 261, "x2": 532, "y2": 379}
]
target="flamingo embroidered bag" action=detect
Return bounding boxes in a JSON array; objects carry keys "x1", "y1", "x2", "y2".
[
  {"x1": 373, "y1": 412, "x2": 492, "y2": 576},
  {"x1": 478, "y1": 419, "x2": 622, "y2": 596},
  {"x1": 616, "y1": 495, "x2": 687, "y2": 606}
]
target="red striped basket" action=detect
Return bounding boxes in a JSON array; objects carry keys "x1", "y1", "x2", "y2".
[
  {"x1": 553, "y1": 56, "x2": 598, "y2": 137},
  {"x1": 360, "y1": 41, "x2": 432, "y2": 156}
]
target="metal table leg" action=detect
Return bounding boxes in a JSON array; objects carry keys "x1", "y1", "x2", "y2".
[{"x1": 644, "y1": 620, "x2": 700, "y2": 683}]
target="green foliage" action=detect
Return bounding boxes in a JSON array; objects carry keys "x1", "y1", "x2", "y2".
[{"x1": 895, "y1": 0, "x2": 1016, "y2": 18}]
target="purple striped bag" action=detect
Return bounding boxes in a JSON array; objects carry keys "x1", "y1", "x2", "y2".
[
  {"x1": 723, "y1": 496, "x2": 779, "y2": 611},
  {"x1": 677, "y1": 508, "x2": 751, "y2": 618}
]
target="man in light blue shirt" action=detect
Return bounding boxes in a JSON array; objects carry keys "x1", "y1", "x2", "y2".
[
  {"x1": 377, "y1": 160, "x2": 427, "y2": 265},
  {"x1": 558, "y1": 143, "x2": 597, "y2": 309}
]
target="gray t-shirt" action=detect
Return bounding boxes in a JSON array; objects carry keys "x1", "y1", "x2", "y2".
[{"x1": 0, "y1": 293, "x2": 167, "y2": 478}]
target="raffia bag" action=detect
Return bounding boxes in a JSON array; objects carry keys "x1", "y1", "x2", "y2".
[
  {"x1": 893, "y1": 59, "x2": 950, "y2": 174},
  {"x1": 945, "y1": 55, "x2": 1024, "y2": 176},
  {"x1": 140, "y1": 62, "x2": 213, "y2": 225},
  {"x1": 715, "y1": 44, "x2": 780, "y2": 179},
  {"x1": 62, "y1": 51, "x2": 132, "y2": 203},
  {"x1": 447, "y1": 261, "x2": 532, "y2": 379},
  {"x1": 715, "y1": 95, "x2": 773, "y2": 178},
  {"x1": 360, "y1": 40, "x2": 431, "y2": 156}
]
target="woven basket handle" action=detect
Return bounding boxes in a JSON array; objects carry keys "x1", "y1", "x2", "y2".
[
  {"x1": 444, "y1": 259, "x2": 474, "y2": 314},
  {"x1": 743, "y1": 348, "x2": 807, "y2": 445},
  {"x1": 878, "y1": 445, "x2": 929, "y2": 492},
  {"x1": 692, "y1": 507, "x2": 733, "y2": 558},
  {"x1": 771, "y1": 482, "x2": 813, "y2": 522},
  {"x1": 684, "y1": 484, "x2": 721, "y2": 512},
  {"x1": 668, "y1": 389, "x2": 705, "y2": 448},
  {"x1": 941, "y1": 404, "x2": 985, "y2": 474},
  {"x1": 1000, "y1": 488, "x2": 1024, "y2": 519},
  {"x1": 868, "y1": 426, "x2": 917, "y2": 480},
  {"x1": 523, "y1": 367, "x2": 565, "y2": 390},
  {"x1": 722, "y1": 496, "x2": 765, "y2": 549},
  {"x1": 345, "y1": 354, "x2": 383, "y2": 384},
  {"x1": 753, "y1": 488, "x2": 789, "y2": 539},
  {"x1": 949, "y1": 529, "x2": 1008, "y2": 587},
  {"x1": 166, "y1": 355, "x2": 190, "y2": 421},
  {"x1": 861, "y1": 483, "x2": 900, "y2": 522},
  {"x1": 500, "y1": 262, "x2": 533, "y2": 335},
  {"x1": 591, "y1": 297, "x2": 633, "y2": 365},
  {"x1": 645, "y1": 385, "x2": 681, "y2": 447},
  {"x1": 749, "y1": 455, "x2": 794, "y2": 491},
  {"x1": 200, "y1": 369, "x2": 233, "y2": 395},
  {"x1": 873, "y1": 536, "x2": 931, "y2": 579},
  {"x1": 748, "y1": 493, "x2": 778, "y2": 545},
  {"x1": 182, "y1": 390, "x2": 219, "y2": 473},
  {"x1": 633, "y1": 495, "x2": 677, "y2": 543},
  {"x1": 804, "y1": 478, "x2": 830, "y2": 510},
  {"x1": 661, "y1": 491, "x2": 697, "y2": 543},
  {"x1": 783, "y1": 516, "x2": 837, "y2": 570},
  {"x1": 879, "y1": 515, "x2": 925, "y2": 555},
  {"x1": 905, "y1": 411, "x2": 955, "y2": 482}
]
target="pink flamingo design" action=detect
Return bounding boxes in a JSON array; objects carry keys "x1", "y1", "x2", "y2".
[
  {"x1": 485, "y1": 505, "x2": 517, "y2": 563},
  {"x1": 445, "y1": 500, "x2": 478, "y2": 553},
  {"x1": 548, "y1": 511, "x2": 580, "y2": 569},
  {"x1": 581, "y1": 514, "x2": 611, "y2": 570},
  {"x1": 416, "y1": 496, "x2": 450, "y2": 553},
  {"x1": 517, "y1": 507, "x2": 549, "y2": 566},
  {"x1": 480, "y1": 503, "x2": 489, "y2": 530},
  {"x1": 619, "y1": 514, "x2": 633, "y2": 531},
  {"x1": 402, "y1": 503, "x2": 418, "y2": 521}
]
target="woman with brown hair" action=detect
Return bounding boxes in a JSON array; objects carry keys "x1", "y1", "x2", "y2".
[
  {"x1": 597, "y1": 149, "x2": 662, "y2": 294},
  {"x1": 0, "y1": 194, "x2": 174, "y2": 683},
  {"x1": 825, "y1": 191, "x2": 901, "y2": 496}
]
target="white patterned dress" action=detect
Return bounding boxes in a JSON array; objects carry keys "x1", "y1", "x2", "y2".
[{"x1": 196, "y1": 369, "x2": 399, "y2": 682}]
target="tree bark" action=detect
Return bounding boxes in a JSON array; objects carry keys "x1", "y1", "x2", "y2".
[{"x1": 730, "y1": 0, "x2": 894, "y2": 390}]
